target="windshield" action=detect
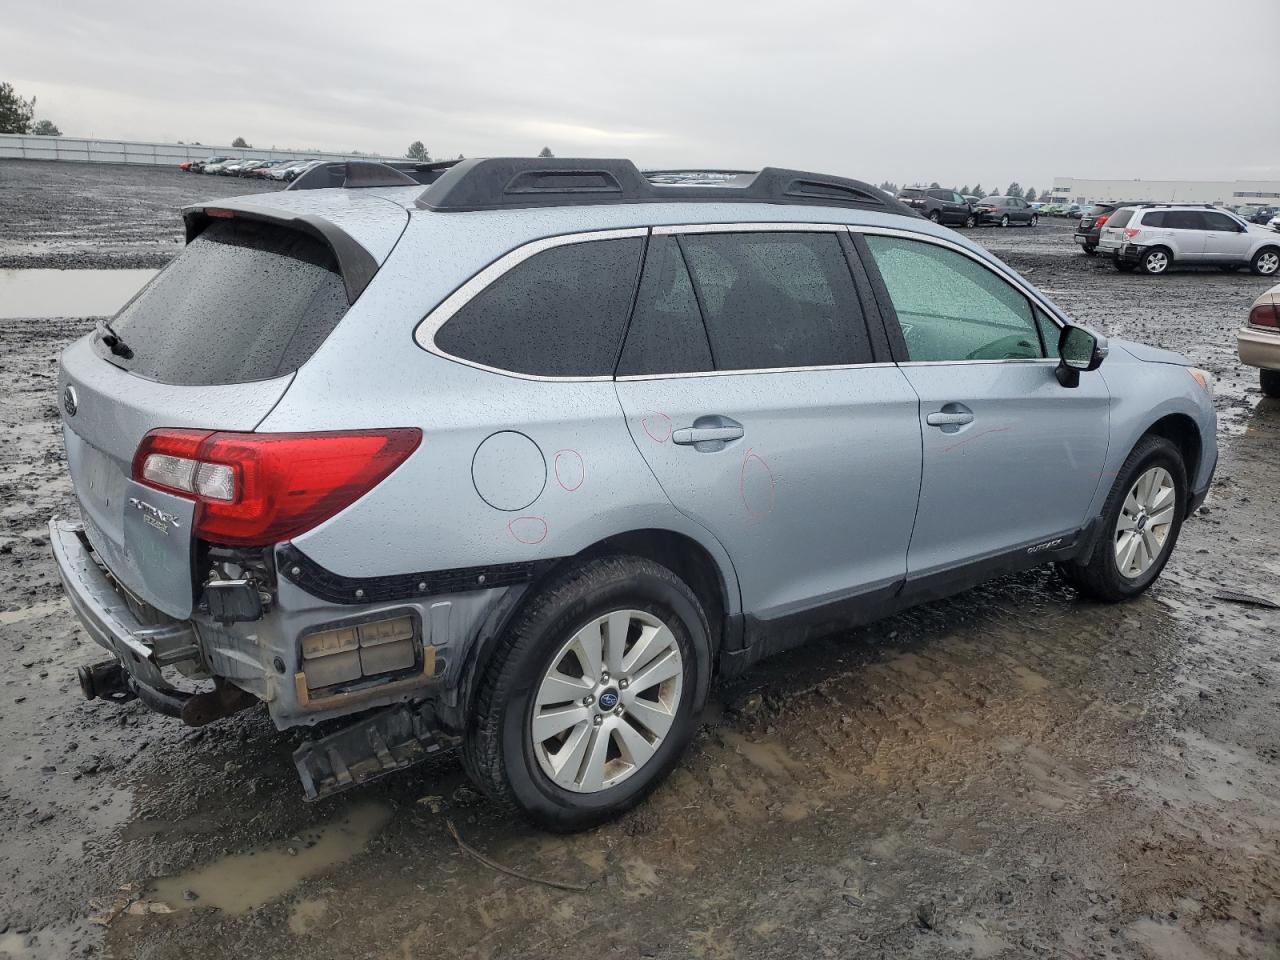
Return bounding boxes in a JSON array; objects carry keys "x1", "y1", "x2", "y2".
[{"x1": 98, "y1": 218, "x2": 350, "y2": 386}]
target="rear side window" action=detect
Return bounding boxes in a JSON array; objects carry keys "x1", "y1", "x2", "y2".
[
  {"x1": 101, "y1": 219, "x2": 349, "y2": 386},
  {"x1": 618, "y1": 236, "x2": 713, "y2": 376},
  {"x1": 1164, "y1": 211, "x2": 1206, "y2": 230},
  {"x1": 678, "y1": 232, "x2": 872, "y2": 371},
  {"x1": 435, "y1": 237, "x2": 644, "y2": 377},
  {"x1": 863, "y1": 235, "x2": 1043, "y2": 362},
  {"x1": 900, "y1": 188, "x2": 925, "y2": 199},
  {"x1": 1108, "y1": 208, "x2": 1135, "y2": 228}
]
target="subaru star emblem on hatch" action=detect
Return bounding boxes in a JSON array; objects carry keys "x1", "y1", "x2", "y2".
[
  {"x1": 598, "y1": 688, "x2": 620, "y2": 711},
  {"x1": 62, "y1": 384, "x2": 78, "y2": 417}
]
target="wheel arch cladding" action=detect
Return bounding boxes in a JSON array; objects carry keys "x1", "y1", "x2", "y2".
[
  {"x1": 455, "y1": 527, "x2": 734, "y2": 725},
  {"x1": 1142, "y1": 413, "x2": 1202, "y2": 493}
]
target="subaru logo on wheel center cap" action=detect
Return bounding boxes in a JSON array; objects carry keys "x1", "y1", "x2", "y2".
[
  {"x1": 62, "y1": 384, "x2": 78, "y2": 418},
  {"x1": 598, "y1": 688, "x2": 619, "y2": 711}
]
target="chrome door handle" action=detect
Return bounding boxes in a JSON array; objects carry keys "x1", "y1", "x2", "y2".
[
  {"x1": 673, "y1": 426, "x2": 745, "y2": 444},
  {"x1": 926, "y1": 411, "x2": 974, "y2": 427}
]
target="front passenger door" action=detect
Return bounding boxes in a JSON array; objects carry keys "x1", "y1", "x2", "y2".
[
  {"x1": 858, "y1": 232, "x2": 1110, "y2": 579},
  {"x1": 1200, "y1": 210, "x2": 1252, "y2": 261}
]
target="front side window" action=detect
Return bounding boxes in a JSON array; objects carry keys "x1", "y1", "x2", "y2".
[
  {"x1": 863, "y1": 234, "x2": 1043, "y2": 362},
  {"x1": 1202, "y1": 211, "x2": 1242, "y2": 232},
  {"x1": 434, "y1": 236, "x2": 644, "y2": 377},
  {"x1": 678, "y1": 231, "x2": 872, "y2": 371}
]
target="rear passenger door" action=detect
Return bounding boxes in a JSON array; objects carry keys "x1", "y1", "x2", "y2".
[
  {"x1": 1162, "y1": 210, "x2": 1209, "y2": 260},
  {"x1": 856, "y1": 230, "x2": 1110, "y2": 580},
  {"x1": 614, "y1": 227, "x2": 922, "y2": 623}
]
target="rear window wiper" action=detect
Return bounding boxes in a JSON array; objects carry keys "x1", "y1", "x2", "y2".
[{"x1": 96, "y1": 319, "x2": 134, "y2": 359}]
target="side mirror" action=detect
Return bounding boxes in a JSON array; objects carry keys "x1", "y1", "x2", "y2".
[{"x1": 1056, "y1": 325, "x2": 1106, "y2": 387}]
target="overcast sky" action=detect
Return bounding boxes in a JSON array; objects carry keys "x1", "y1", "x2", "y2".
[{"x1": 5, "y1": 0, "x2": 1278, "y2": 191}]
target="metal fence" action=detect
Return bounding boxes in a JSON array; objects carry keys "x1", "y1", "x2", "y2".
[{"x1": 0, "y1": 133, "x2": 399, "y2": 167}]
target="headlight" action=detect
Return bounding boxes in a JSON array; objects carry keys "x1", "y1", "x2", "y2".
[{"x1": 1188, "y1": 367, "x2": 1214, "y2": 395}]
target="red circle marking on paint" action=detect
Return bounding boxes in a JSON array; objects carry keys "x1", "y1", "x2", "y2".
[
  {"x1": 641, "y1": 412, "x2": 673, "y2": 444},
  {"x1": 553, "y1": 449, "x2": 585, "y2": 492},
  {"x1": 508, "y1": 516, "x2": 549, "y2": 545},
  {"x1": 740, "y1": 449, "x2": 776, "y2": 521}
]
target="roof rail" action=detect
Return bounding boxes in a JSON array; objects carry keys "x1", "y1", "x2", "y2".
[
  {"x1": 287, "y1": 159, "x2": 460, "y2": 191},
  {"x1": 413, "y1": 158, "x2": 912, "y2": 215}
]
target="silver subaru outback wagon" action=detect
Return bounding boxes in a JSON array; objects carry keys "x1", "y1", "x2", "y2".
[{"x1": 51, "y1": 158, "x2": 1217, "y2": 830}]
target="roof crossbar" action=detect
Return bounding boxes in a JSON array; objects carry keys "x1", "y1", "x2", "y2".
[{"x1": 412, "y1": 158, "x2": 912, "y2": 215}]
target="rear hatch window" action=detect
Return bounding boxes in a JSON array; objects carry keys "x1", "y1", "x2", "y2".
[
  {"x1": 1107, "y1": 208, "x2": 1135, "y2": 229},
  {"x1": 97, "y1": 218, "x2": 349, "y2": 386}
]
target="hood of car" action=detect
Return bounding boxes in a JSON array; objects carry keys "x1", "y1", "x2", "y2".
[{"x1": 1115, "y1": 339, "x2": 1191, "y2": 366}]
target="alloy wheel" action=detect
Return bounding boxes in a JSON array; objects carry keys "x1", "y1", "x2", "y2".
[
  {"x1": 1144, "y1": 250, "x2": 1169, "y2": 274},
  {"x1": 1256, "y1": 251, "x2": 1279, "y2": 275},
  {"x1": 531, "y1": 609, "x2": 683, "y2": 793},
  {"x1": 1114, "y1": 466, "x2": 1176, "y2": 579}
]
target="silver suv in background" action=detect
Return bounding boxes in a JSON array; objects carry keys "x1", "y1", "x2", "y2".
[
  {"x1": 1098, "y1": 204, "x2": 1280, "y2": 276},
  {"x1": 51, "y1": 158, "x2": 1218, "y2": 830}
]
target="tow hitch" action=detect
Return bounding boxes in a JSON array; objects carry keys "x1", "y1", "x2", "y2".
[{"x1": 77, "y1": 659, "x2": 136, "y2": 704}]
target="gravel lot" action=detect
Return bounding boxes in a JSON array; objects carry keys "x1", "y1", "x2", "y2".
[{"x1": 1, "y1": 160, "x2": 1277, "y2": 960}]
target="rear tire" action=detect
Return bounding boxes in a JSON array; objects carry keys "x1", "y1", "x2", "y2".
[
  {"x1": 964, "y1": 214, "x2": 977, "y2": 229},
  {"x1": 1250, "y1": 247, "x2": 1280, "y2": 277},
  {"x1": 1138, "y1": 246, "x2": 1171, "y2": 275},
  {"x1": 1057, "y1": 435, "x2": 1187, "y2": 603},
  {"x1": 929, "y1": 210, "x2": 941, "y2": 224},
  {"x1": 1083, "y1": 245, "x2": 1097, "y2": 256},
  {"x1": 1029, "y1": 214, "x2": 1039, "y2": 226},
  {"x1": 1261, "y1": 368, "x2": 1280, "y2": 398},
  {"x1": 1000, "y1": 214, "x2": 1010, "y2": 227},
  {"x1": 463, "y1": 556, "x2": 711, "y2": 831}
]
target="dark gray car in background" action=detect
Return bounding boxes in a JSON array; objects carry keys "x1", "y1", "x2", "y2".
[{"x1": 975, "y1": 195, "x2": 1039, "y2": 227}]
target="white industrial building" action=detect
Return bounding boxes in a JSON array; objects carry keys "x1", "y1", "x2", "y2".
[{"x1": 1047, "y1": 177, "x2": 1280, "y2": 208}]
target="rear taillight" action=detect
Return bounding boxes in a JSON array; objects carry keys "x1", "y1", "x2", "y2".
[
  {"x1": 1095, "y1": 215, "x2": 1109, "y2": 228},
  {"x1": 132, "y1": 429, "x2": 422, "y2": 547},
  {"x1": 1123, "y1": 228, "x2": 1140, "y2": 239},
  {"x1": 1249, "y1": 302, "x2": 1280, "y2": 328}
]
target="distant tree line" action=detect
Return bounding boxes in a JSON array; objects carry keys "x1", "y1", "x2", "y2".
[
  {"x1": 0, "y1": 81, "x2": 60, "y2": 136},
  {"x1": 883, "y1": 178, "x2": 1039, "y2": 201}
]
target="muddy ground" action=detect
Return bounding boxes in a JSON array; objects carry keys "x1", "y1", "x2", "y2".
[{"x1": 1, "y1": 161, "x2": 1277, "y2": 960}]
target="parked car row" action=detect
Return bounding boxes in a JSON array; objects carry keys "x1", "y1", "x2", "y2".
[
  {"x1": 178, "y1": 156, "x2": 322, "y2": 181},
  {"x1": 896, "y1": 188, "x2": 1039, "y2": 228},
  {"x1": 1095, "y1": 204, "x2": 1280, "y2": 277}
]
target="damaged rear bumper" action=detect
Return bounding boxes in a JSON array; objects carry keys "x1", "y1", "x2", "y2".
[{"x1": 49, "y1": 518, "x2": 200, "y2": 707}]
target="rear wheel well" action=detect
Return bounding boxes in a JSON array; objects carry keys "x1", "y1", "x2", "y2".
[
  {"x1": 1141, "y1": 413, "x2": 1201, "y2": 493},
  {"x1": 456, "y1": 529, "x2": 731, "y2": 729},
  {"x1": 573, "y1": 530, "x2": 729, "y2": 657}
]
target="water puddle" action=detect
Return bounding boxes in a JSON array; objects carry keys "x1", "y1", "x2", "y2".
[
  {"x1": 147, "y1": 802, "x2": 391, "y2": 914},
  {"x1": 0, "y1": 268, "x2": 157, "y2": 319}
]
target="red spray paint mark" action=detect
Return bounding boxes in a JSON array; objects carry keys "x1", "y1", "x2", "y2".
[
  {"x1": 641, "y1": 412, "x2": 673, "y2": 444},
  {"x1": 553, "y1": 449, "x2": 585, "y2": 492},
  {"x1": 740, "y1": 448, "x2": 776, "y2": 522},
  {"x1": 508, "y1": 516, "x2": 548, "y2": 545},
  {"x1": 941, "y1": 426, "x2": 1012, "y2": 455}
]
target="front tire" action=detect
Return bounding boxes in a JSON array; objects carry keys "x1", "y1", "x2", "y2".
[
  {"x1": 1057, "y1": 435, "x2": 1187, "y2": 603},
  {"x1": 1029, "y1": 214, "x2": 1039, "y2": 226},
  {"x1": 1261, "y1": 368, "x2": 1280, "y2": 398},
  {"x1": 1114, "y1": 258, "x2": 1137, "y2": 272},
  {"x1": 1138, "y1": 247, "x2": 1171, "y2": 275},
  {"x1": 929, "y1": 210, "x2": 941, "y2": 224},
  {"x1": 463, "y1": 556, "x2": 711, "y2": 831},
  {"x1": 1250, "y1": 247, "x2": 1280, "y2": 277}
]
